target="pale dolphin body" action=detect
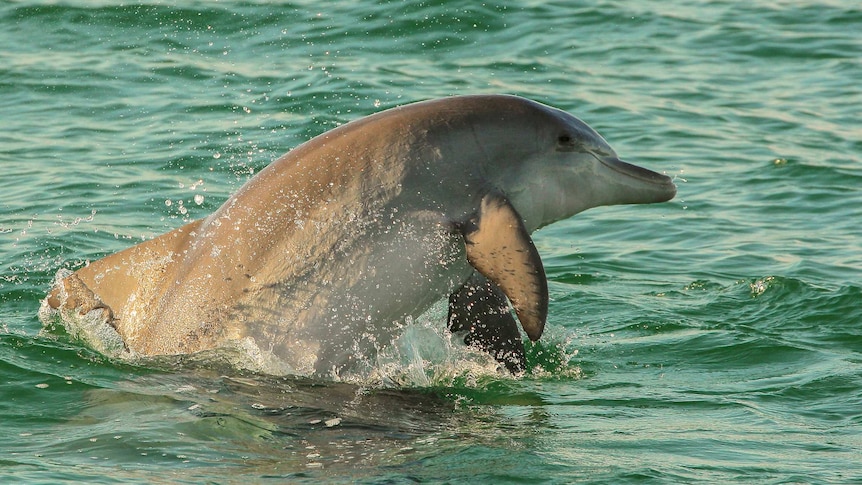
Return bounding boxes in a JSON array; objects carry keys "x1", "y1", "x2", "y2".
[{"x1": 43, "y1": 95, "x2": 676, "y2": 377}]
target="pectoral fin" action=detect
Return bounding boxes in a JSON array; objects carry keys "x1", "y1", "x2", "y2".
[
  {"x1": 459, "y1": 192, "x2": 547, "y2": 341},
  {"x1": 448, "y1": 272, "x2": 526, "y2": 373}
]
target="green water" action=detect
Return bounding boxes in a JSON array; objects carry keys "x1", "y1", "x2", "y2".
[{"x1": 2, "y1": 1, "x2": 860, "y2": 483}]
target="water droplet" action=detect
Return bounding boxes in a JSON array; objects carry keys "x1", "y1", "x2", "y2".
[
  {"x1": 194, "y1": 194, "x2": 205, "y2": 205},
  {"x1": 165, "y1": 199, "x2": 172, "y2": 207},
  {"x1": 213, "y1": 152, "x2": 222, "y2": 159}
]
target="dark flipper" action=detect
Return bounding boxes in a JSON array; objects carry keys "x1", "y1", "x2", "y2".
[
  {"x1": 459, "y1": 191, "x2": 548, "y2": 341},
  {"x1": 448, "y1": 273, "x2": 526, "y2": 373}
]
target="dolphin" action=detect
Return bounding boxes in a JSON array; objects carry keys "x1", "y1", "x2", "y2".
[{"x1": 43, "y1": 94, "x2": 676, "y2": 377}]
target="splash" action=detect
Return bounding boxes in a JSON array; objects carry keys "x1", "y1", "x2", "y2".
[
  {"x1": 39, "y1": 275, "x2": 580, "y2": 388},
  {"x1": 366, "y1": 322, "x2": 512, "y2": 388},
  {"x1": 750, "y1": 276, "x2": 775, "y2": 297},
  {"x1": 523, "y1": 332, "x2": 585, "y2": 380},
  {"x1": 38, "y1": 269, "x2": 129, "y2": 358}
]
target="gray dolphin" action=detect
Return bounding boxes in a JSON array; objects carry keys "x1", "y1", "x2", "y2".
[{"x1": 43, "y1": 94, "x2": 676, "y2": 377}]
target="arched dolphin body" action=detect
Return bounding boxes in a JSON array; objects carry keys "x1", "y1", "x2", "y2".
[{"x1": 43, "y1": 95, "x2": 676, "y2": 377}]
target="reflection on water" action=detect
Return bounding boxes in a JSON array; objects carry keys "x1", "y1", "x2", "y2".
[
  {"x1": 26, "y1": 362, "x2": 551, "y2": 482},
  {"x1": 19, "y1": 311, "x2": 578, "y2": 481}
]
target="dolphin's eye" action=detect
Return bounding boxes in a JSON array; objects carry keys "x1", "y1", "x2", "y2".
[{"x1": 556, "y1": 133, "x2": 576, "y2": 151}]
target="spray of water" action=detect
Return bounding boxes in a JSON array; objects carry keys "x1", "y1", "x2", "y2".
[{"x1": 40, "y1": 270, "x2": 582, "y2": 388}]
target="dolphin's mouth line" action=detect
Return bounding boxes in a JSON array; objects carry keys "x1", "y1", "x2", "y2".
[{"x1": 593, "y1": 153, "x2": 675, "y2": 187}]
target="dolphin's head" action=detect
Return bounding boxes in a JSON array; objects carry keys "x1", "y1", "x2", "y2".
[{"x1": 483, "y1": 96, "x2": 676, "y2": 231}]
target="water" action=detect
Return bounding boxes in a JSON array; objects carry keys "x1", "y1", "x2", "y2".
[{"x1": 2, "y1": 0, "x2": 860, "y2": 482}]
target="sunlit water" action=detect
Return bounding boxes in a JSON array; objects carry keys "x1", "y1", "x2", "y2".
[{"x1": 2, "y1": 1, "x2": 861, "y2": 483}]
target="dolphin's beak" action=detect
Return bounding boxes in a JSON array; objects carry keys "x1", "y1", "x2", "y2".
[{"x1": 598, "y1": 157, "x2": 677, "y2": 204}]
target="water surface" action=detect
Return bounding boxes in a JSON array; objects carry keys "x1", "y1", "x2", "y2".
[{"x1": 2, "y1": 1, "x2": 861, "y2": 483}]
